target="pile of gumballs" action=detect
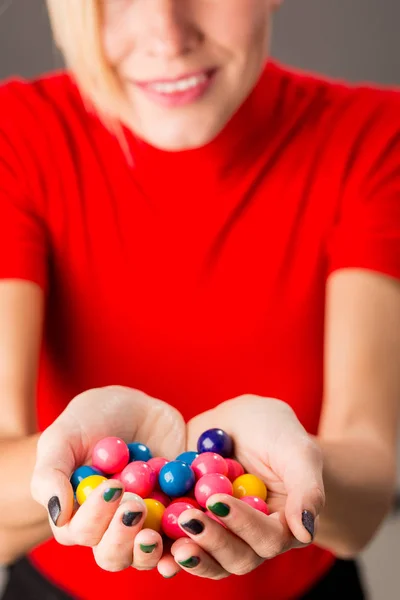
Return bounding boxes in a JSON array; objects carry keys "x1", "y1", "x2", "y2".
[{"x1": 71, "y1": 428, "x2": 269, "y2": 540}]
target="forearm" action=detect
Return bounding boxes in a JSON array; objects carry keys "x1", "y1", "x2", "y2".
[
  {"x1": 0, "y1": 434, "x2": 49, "y2": 528},
  {"x1": 0, "y1": 520, "x2": 51, "y2": 565},
  {"x1": 314, "y1": 435, "x2": 396, "y2": 558}
]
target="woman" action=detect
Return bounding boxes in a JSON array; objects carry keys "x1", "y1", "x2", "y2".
[{"x1": 0, "y1": 1, "x2": 399, "y2": 599}]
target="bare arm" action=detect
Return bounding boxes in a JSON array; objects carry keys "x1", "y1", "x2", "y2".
[
  {"x1": 0, "y1": 281, "x2": 51, "y2": 563},
  {"x1": 315, "y1": 270, "x2": 400, "y2": 557}
]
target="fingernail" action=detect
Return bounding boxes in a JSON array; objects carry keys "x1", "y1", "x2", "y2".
[
  {"x1": 208, "y1": 502, "x2": 230, "y2": 517},
  {"x1": 103, "y1": 488, "x2": 123, "y2": 502},
  {"x1": 122, "y1": 511, "x2": 143, "y2": 527},
  {"x1": 178, "y1": 556, "x2": 200, "y2": 569},
  {"x1": 180, "y1": 519, "x2": 205, "y2": 535},
  {"x1": 302, "y1": 510, "x2": 315, "y2": 540},
  {"x1": 48, "y1": 496, "x2": 61, "y2": 526},
  {"x1": 140, "y1": 543, "x2": 157, "y2": 554},
  {"x1": 163, "y1": 573, "x2": 178, "y2": 579}
]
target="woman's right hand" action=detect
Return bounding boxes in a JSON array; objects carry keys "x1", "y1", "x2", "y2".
[{"x1": 31, "y1": 386, "x2": 186, "y2": 574}]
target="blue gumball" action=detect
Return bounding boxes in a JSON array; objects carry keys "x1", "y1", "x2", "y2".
[
  {"x1": 159, "y1": 461, "x2": 195, "y2": 497},
  {"x1": 175, "y1": 451, "x2": 199, "y2": 465},
  {"x1": 197, "y1": 428, "x2": 233, "y2": 458},
  {"x1": 70, "y1": 465, "x2": 105, "y2": 490},
  {"x1": 128, "y1": 442, "x2": 153, "y2": 463}
]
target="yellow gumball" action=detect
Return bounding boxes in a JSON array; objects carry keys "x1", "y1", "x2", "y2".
[
  {"x1": 143, "y1": 499, "x2": 166, "y2": 532},
  {"x1": 232, "y1": 474, "x2": 267, "y2": 501},
  {"x1": 76, "y1": 475, "x2": 107, "y2": 505}
]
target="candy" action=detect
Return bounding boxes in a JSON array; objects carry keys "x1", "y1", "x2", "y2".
[
  {"x1": 191, "y1": 452, "x2": 228, "y2": 479},
  {"x1": 232, "y1": 474, "x2": 267, "y2": 501},
  {"x1": 159, "y1": 461, "x2": 195, "y2": 497},
  {"x1": 128, "y1": 442, "x2": 152, "y2": 463},
  {"x1": 120, "y1": 461, "x2": 156, "y2": 497},
  {"x1": 241, "y1": 496, "x2": 270, "y2": 515},
  {"x1": 92, "y1": 437, "x2": 129, "y2": 475},
  {"x1": 161, "y1": 502, "x2": 193, "y2": 540},
  {"x1": 194, "y1": 473, "x2": 233, "y2": 508},
  {"x1": 143, "y1": 499, "x2": 165, "y2": 532},
  {"x1": 175, "y1": 451, "x2": 199, "y2": 465},
  {"x1": 70, "y1": 465, "x2": 105, "y2": 490},
  {"x1": 170, "y1": 496, "x2": 201, "y2": 510},
  {"x1": 147, "y1": 457, "x2": 169, "y2": 477},
  {"x1": 197, "y1": 428, "x2": 233, "y2": 458},
  {"x1": 76, "y1": 475, "x2": 107, "y2": 505},
  {"x1": 225, "y1": 458, "x2": 245, "y2": 482},
  {"x1": 149, "y1": 490, "x2": 171, "y2": 507}
]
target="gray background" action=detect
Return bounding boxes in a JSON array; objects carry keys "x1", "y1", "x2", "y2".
[{"x1": 0, "y1": 1, "x2": 399, "y2": 599}]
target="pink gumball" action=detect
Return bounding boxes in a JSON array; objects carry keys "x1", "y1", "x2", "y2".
[
  {"x1": 92, "y1": 437, "x2": 129, "y2": 475},
  {"x1": 194, "y1": 473, "x2": 233, "y2": 508},
  {"x1": 149, "y1": 490, "x2": 170, "y2": 507},
  {"x1": 120, "y1": 461, "x2": 156, "y2": 497},
  {"x1": 147, "y1": 457, "x2": 169, "y2": 477},
  {"x1": 205, "y1": 510, "x2": 228, "y2": 528},
  {"x1": 191, "y1": 453, "x2": 228, "y2": 479},
  {"x1": 225, "y1": 458, "x2": 245, "y2": 482},
  {"x1": 161, "y1": 502, "x2": 193, "y2": 540},
  {"x1": 241, "y1": 496, "x2": 270, "y2": 515},
  {"x1": 112, "y1": 471, "x2": 123, "y2": 481}
]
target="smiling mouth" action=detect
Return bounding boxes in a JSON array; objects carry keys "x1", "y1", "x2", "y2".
[{"x1": 134, "y1": 69, "x2": 217, "y2": 94}]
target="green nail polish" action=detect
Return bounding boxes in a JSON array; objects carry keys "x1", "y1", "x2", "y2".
[
  {"x1": 140, "y1": 543, "x2": 157, "y2": 554},
  {"x1": 208, "y1": 502, "x2": 230, "y2": 517},
  {"x1": 163, "y1": 573, "x2": 177, "y2": 579},
  {"x1": 103, "y1": 488, "x2": 122, "y2": 502},
  {"x1": 178, "y1": 556, "x2": 200, "y2": 569}
]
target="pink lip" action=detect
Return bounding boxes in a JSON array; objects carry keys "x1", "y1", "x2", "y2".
[{"x1": 133, "y1": 69, "x2": 217, "y2": 108}]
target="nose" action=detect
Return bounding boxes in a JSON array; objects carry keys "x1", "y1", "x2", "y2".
[{"x1": 145, "y1": 0, "x2": 201, "y2": 58}]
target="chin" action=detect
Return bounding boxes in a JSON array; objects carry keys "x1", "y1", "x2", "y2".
[{"x1": 142, "y1": 115, "x2": 230, "y2": 152}]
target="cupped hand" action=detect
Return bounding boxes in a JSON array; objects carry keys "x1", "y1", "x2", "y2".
[
  {"x1": 161, "y1": 395, "x2": 325, "y2": 580},
  {"x1": 31, "y1": 386, "x2": 186, "y2": 574}
]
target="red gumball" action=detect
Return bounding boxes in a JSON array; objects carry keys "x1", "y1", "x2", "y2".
[
  {"x1": 170, "y1": 496, "x2": 201, "y2": 510},
  {"x1": 147, "y1": 457, "x2": 169, "y2": 477},
  {"x1": 191, "y1": 452, "x2": 228, "y2": 479},
  {"x1": 92, "y1": 437, "x2": 129, "y2": 475},
  {"x1": 161, "y1": 502, "x2": 193, "y2": 540},
  {"x1": 225, "y1": 458, "x2": 245, "y2": 482},
  {"x1": 120, "y1": 461, "x2": 156, "y2": 497},
  {"x1": 149, "y1": 490, "x2": 171, "y2": 507},
  {"x1": 241, "y1": 495, "x2": 270, "y2": 515},
  {"x1": 194, "y1": 473, "x2": 233, "y2": 508}
]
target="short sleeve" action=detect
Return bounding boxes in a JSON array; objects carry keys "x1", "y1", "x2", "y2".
[
  {"x1": 327, "y1": 92, "x2": 400, "y2": 281},
  {"x1": 0, "y1": 84, "x2": 48, "y2": 290}
]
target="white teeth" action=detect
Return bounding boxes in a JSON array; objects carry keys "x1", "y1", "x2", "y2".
[{"x1": 150, "y1": 73, "x2": 207, "y2": 94}]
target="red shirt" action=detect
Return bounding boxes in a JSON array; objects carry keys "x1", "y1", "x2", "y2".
[{"x1": 1, "y1": 61, "x2": 400, "y2": 600}]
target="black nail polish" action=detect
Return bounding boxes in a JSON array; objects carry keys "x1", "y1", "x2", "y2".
[
  {"x1": 302, "y1": 510, "x2": 315, "y2": 540},
  {"x1": 178, "y1": 556, "x2": 200, "y2": 569},
  {"x1": 180, "y1": 519, "x2": 205, "y2": 535},
  {"x1": 48, "y1": 496, "x2": 61, "y2": 526},
  {"x1": 122, "y1": 511, "x2": 143, "y2": 527}
]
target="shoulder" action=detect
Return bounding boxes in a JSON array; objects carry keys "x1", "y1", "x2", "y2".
[{"x1": 270, "y1": 61, "x2": 400, "y2": 149}]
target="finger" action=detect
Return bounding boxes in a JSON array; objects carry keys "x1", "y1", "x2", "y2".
[
  {"x1": 157, "y1": 540, "x2": 182, "y2": 579},
  {"x1": 31, "y1": 425, "x2": 83, "y2": 527},
  {"x1": 205, "y1": 494, "x2": 303, "y2": 559},
  {"x1": 177, "y1": 508, "x2": 263, "y2": 576},
  {"x1": 65, "y1": 480, "x2": 124, "y2": 547},
  {"x1": 93, "y1": 492, "x2": 146, "y2": 571},
  {"x1": 133, "y1": 529, "x2": 163, "y2": 570},
  {"x1": 172, "y1": 540, "x2": 229, "y2": 580},
  {"x1": 280, "y1": 437, "x2": 325, "y2": 543}
]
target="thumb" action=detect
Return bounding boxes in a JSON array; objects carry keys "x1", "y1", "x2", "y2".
[
  {"x1": 280, "y1": 438, "x2": 325, "y2": 544},
  {"x1": 31, "y1": 426, "x2": 80, "y2": 527}
]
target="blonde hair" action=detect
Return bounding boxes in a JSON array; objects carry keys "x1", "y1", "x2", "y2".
[{"x1": 46, "y1": 0, "x2": 126, "y2": 126}]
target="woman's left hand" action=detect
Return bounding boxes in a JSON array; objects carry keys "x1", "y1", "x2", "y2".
[{"x1": 158, "y1": 395, "x2": 325, "y2": 580}]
